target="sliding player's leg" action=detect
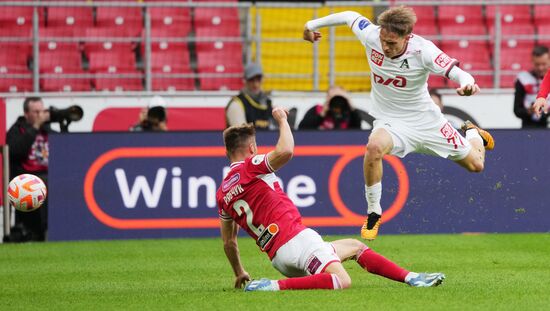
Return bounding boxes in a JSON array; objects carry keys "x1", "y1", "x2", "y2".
[{"x1": 455, "y1": 120, "x2": 494, "y2": 172}]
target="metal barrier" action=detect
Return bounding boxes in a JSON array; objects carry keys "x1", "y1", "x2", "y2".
[{"x1": 1, "y1": 145, "x2": 9, "y2": 239}]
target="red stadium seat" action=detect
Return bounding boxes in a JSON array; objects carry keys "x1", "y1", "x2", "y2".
[
  {"x1": 439, "y1": 24, "x2": 487, "y2": 36},
  {"x1": 96, "y1": 7, "x2": 143, "y2": 36},
  {"x1": 409, "y1": 6, "x2": 436, "y2": 21},
  {"x1": 40, "y1": 68, "x2": 91, "y2": 92},
  {"x1": 533, "y1": 5, "x2": 550, "y2": 26},
  {"x1": 39, "y1": 50, "x2": 82, "y2": 71},
  {"x1": 149, "y1": 50, "x2": 194, "y2": 91},
  {"x1": 194, "y1": 8, "x2": 240, "y2": 37},
  {"x1": 427, "y1": 75, "x2": 447, "y2": 89},
  {"x1": 93, "y1": 69, "x2": 143, "y2": 91},
  {"x1": 39, "y1": 28, "x2": 80, "y2": 52},
  {"x1": 0, "y1": 6, "x2": 35, "y2": 30},
  {"x1": 0, "y1": 28, "x2": 32, "y2": 58},
  {"x1": 152, "y1": 70, "x2": 195, "y2": 91},
  {"x1": 499, "y1": 74, "x2": 517, "y2": 88},
  {"x1": 500, "y1": 47, "x2": 533, "y2": 71},
  {"x1": 488, "y1": 23, "x2": 535, "y2": 36},
  {"x1": 149, "y1": 7, "x2": 191, "y2": 36},
  {"x1": 196, "y1": 39, "x2": 243, "y2": 90},
  {"x1": 0, "y1": 68, "x2": 33, "y2": 92},
  {"x1": 442, "y1": 40, "x2": 492, "y2": 71},
  {"x1": 88, "y1": 51, "x2": 137, "y2": 72},
  {"x1": 536, "y1": 24, "x2": 550, "y2": 47},
  {"x1": 195, "y1": 41, "x2": 242, "y2": 55},
  {"x1": 485, "y1": 5, "x2": 532, "y2": 26},
  {"x1": 0, "y1": 49, "x2": 29, "y2": 70},
  {"x1": 144, "y1": 28, "x2": 190, "y2": 53},
  {"x1": 150, "y1": 50, "x2": 191, "y2": 71},
  {"x1": 84, "y1": 28, "x2": 135, "y2": 56},
  {"x1": 447, "y1": 74, "x2": 494, "y2": 89},
  {"x1": 46, "y1": 7, "x2": 93, "y2": 35},
  {"x1": 438, "y1": 5, "x2": 484, "y2": 26},
  {"x1": 413, "y1": 22, "x2": 439, "y2": 38}
]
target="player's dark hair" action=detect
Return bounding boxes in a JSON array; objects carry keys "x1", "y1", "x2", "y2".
[
  {"x1": 223, "y1": 123, "x2": 256, "y2": 158},
  {"x1": 377, "y1": 6, "x2": 417, "y2": 37},
  {"x1": 23, "y1": 97, "x2": 43, "y2": 113},
  {"x1": 532, "y1": 45, "x2": 549, "y2": 57}
]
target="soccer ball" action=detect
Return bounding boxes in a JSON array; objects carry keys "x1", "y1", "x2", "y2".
[{"x1": 7, "y1": 174, "x2": 47, "y2": 212}]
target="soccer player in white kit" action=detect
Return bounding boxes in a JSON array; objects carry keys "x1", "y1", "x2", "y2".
[{"x1": 304, "y1": 6, "x2": 495, "y2": 240}]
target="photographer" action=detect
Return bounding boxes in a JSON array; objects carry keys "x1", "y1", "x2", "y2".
[
  {"x1": 130, "y1": 96, "x2": 168, "y2": 132},
  {"x1": 299, "y1": 86, "x2": 363, "y2": 130},
  {"x1": 514, "y1": 45, "x2": 550, "y2": 128},
  {"x1": 6, "y1": 97, "x2": 51, "y2": 242}
]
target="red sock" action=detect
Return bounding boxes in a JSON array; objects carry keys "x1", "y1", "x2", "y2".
[
  {"x1": 356, "y1": 248, "x2": 409, "y2": 282},
  {"x1": 278, "y1": 273, "x2": 340, "y2": 290}
]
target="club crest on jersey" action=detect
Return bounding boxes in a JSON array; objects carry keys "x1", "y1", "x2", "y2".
[
  {"x1": 251, "y1": 154, "x2": 265, "y2": 165},
  {"x1": 358, "y1": 19, "x2": 370, "y2": 30},
  {"x1": 400, "y1": 59, "x2": 410, "y2": 69},
  {"x1": 222, "y1": 173, "x2": 240, "y2": 192},
  {"x1": 371, "y1": 49, "x2": 384, "y2": 66},
  {"x1": 435, "y1": 52, "x2": 452, "y2": 68}
]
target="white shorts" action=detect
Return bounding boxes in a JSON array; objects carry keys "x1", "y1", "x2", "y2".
[
  {"x1": 372, "y1": 117, "x2": 471, "y2": 160},
  {"x1": 271, "y1": 228, "x2": 341, "y2": 278}
]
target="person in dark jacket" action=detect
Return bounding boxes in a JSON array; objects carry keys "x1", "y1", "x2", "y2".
[
  {"x1": 299, "y1": 86, "x2": 363, "y2": 130},
  {"x1": 513, "y1": 45, "x2": 550, "y2": 128},
  {"x1": 6, "y1": 97, "x2": 51, "y2": 242},
  {"x1": 225, "y1": 63, "x2": 273, "y2": 129}
]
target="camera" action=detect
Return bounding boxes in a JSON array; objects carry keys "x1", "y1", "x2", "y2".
[{"x1": 49, "y1": 105, "x2": 84, "y2": 132}]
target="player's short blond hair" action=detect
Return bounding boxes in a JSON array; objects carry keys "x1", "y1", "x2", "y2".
[
  {"x1": 223, "y1": 123, "x2": 256, "y2": 158},
  {"x1": 377, "y1": 6, "x2": 417, "y2": 37}
]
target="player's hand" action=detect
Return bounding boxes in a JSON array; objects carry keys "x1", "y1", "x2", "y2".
[
  {"x1": 234, "y1": 272, "x2": 251, "y2": 289},
  {"x1": 303, "y1": 26, "x2": 321, "y2": 43},
  {"x1": 456, "y1": 84, "x2": 480, "y2": 96},
  {"x1": 532, "y1": 97, "x2": 549, "y2": 118},
  {"x1": 272, "y1": 107, "x2": 289, "y2": 123}
]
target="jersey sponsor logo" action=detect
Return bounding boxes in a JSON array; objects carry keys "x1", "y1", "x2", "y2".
[
  {"x1": 440, "y1": 122, "x2": 465, "y2": 150},
  {"x1": 222, "y1": 173, "x2": 240, "y2": 192},
  {"x1": 257, "y1": 223, "x2": 279, "y2": 250},
  {"x1": 371, "y1": 49, "x2": 384, "y2": 66},
  {"x1": 400, "y1": 59, "x2": 410, "y2": 69},
  {"x1": 358, "y1": 19, "x2": 370, "y2": 30},
  {"x1": 435, "y1": 52, "x2": 452, "y2": 68},
  {"x1": 372, "y1": 73, "x2": 407, "y2": 88},
  {"x1": 223, "y1": 184, "x2": 244, "y2": 205},
  {"x1": 306, "y1": 255, "x2": 322, "y2": 275},
  {"x1": 252, "y1": 154, "x2": 265, "y2": 165}
]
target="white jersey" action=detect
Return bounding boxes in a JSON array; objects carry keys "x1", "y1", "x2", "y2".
[{"x1": 351, "y1": 17, "x2": 459, "y2": 125}]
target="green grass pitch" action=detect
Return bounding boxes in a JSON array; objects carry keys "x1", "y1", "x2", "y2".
[{"x1": 1, "y1": 233, "x2": 549, "y2": 310}]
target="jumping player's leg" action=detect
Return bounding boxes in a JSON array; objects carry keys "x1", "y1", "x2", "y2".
[
  {"x1": 331, "y1": 239, "x2": 445, "y2": 287},
  {"x1": 361, "y1": 129, "x2": 393, "y2": 240},
  {"x1": 455, "y1": 121, "x2": 494, "y2": 173}
]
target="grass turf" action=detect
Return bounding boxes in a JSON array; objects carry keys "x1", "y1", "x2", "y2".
[{"x1": 1, "y1": 233, "x2": 549, "y2": 310}]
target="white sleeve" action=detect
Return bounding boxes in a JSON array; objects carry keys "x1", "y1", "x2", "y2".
[
  {"x1": 422, "y1": 40, "x2": 459, "y2": 78},
  {"x1": 448, "y1": 66, "x2": 476, "y2": 87},
  {"x1": 306, "y1": 11, "x2": 374, "y2": 45}
]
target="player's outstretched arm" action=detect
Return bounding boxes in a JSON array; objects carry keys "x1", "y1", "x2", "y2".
[
  {"x1": 220, "y1": 219, "x2": 250, "y2": 289},
  {"x1": 267, "y1": 107, "x2": 294, "y2": 171},
  {"x1": 304, "y1": 11, "x2": 362, "y2": 43},
  {"x1": 448, "y1": 66, "x2": 480, "y2": 96}
]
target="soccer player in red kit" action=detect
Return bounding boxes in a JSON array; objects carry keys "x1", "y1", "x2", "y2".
[
  {"x1": 216, "y1": 107, "x2": 445, "y2": 291},
  {"x1": 533, "y1": 70, "x2": 550, "y2": 118}
]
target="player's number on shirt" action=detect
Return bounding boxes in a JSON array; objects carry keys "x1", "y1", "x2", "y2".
[{"x1": 233, "y1": 199, "x2": 265, "y2": 237}]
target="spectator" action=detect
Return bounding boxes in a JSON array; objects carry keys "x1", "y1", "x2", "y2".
[
  {"x1": 6, "y1": 97, "x2": 51, "y2": 242},
  {"x1": 131, "y1": 96, "x2": 168, "y2": 132},
  {"x1": 513, "y1": 45, "x2": 550, "y2": 128},
  {"x1": 299, "y1": 86, "x2": 363, "y2": 130},
  {"x1": 225, "y1": 63, "x2": 273, "y2": 129}
]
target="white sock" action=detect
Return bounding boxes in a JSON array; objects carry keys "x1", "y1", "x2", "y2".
[
  {"x1": 404, "y1": 272, "x2": 419, "y2": 284},
  {"x1": 465, "y1": 129, "x2": 483, "y2": 144},
  {"x1": 365, "y1": 183, "x2": 382, "y2": 215},
  {"x1": 271, "y1": 280, "x2": 280, "y2": 291}
]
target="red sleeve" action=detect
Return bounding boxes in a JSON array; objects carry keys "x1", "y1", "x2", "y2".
[
  {"x1": 243, "y1": 154, "x2": 274, "y2": 178},
  {"x1": 537, "y1": 71, "x2": 550, "y2": 99}
]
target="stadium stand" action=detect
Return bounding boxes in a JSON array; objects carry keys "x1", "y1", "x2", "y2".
[
  {"x1": 96, "y1": 7, "x2": 143, "y2": 36},
  {"x1": 46, "y1": 6, "x2": 93, "y2": 36}
]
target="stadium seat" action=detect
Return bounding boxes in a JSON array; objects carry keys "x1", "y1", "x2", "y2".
[
  {"x1": 150, "y1": 50, "x2": 191, "y2": 71},
  {"x1": 39, "y1": 28, "x2": 80, "y2": 52},
  {"x1": 488, "y1": 23, "x2": 535, "y2": 36},
  {"x1": 439, "y1": 24, "x2": 487, "y2": 36},
  {"x1": 427, "y1": 75, "x2": 447, "y2": 89},
  {"x1": 533, "y1": 5, "x2": 550, "y2": 26},
  {"x1": 149, "y1": 7, "x2": 191, "y2": 36},
  {"x1": 0, "y1": 28, "x2": 32, "y2": 58},
  {"x1": 500, "y1": 47, "x2": 533, "y2": 71},
  {"x1": 441, "y1": 40, "x2": 492, "y2": 71},
  {"x1": 536, "y1": 24, "x2": 550, "y2": 47},
  {"x1": 152, "y1": 69, "x2": 195, "y2": 91},
  {"x1": 194, "y1": 8, "x2": 240, "y2": 37},
  {"x1": 438, "y1": 5, "x2": 484, "y2": 26},
  {"x1": 46, "y1": 7, "x2": 93, "y2": 35},
  {"x1": 0, "y1": 6, "x2": 35, "y2": 30},
  {"x1": 485, "y1": 5, "x2": 532, "y2": 26},
  {"x1": 84, "y1": 28, "x2": 135, "y2": 56},
  {"x1": 0, "y1": 68, "x2": 33, "y2": 92},
  {"x1": 499, "y1": 74, "x2": 517, "y2": 88},
  {"x1": 93, "y1": 69, "x2": 143, "y2": 91},
  {"x1": 96, "y1": 7, "x2": 143, "y2": 36},
  {"x1": 88, "y1": 51, "x2": 137, "y2": 72},
  {"x1": 39, "y1": 50, "x2": 82, "y2": 71},
  {"x1": 196, "y1": 51, "x2": 243, "y2": 90},
  {"x1": 40, "y1": 68, "x2": 91, "y2": 92},
  {"x1": 0, "y1": 49, "x2": 29, "y2": 71},
  {"x1": 144, "y1": 28, "x2": 190, "y2": 53}
]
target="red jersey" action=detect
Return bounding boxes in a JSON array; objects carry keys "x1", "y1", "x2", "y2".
[{"x1": 216, "y1": 154, "x2": 307, "y2": 259}]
